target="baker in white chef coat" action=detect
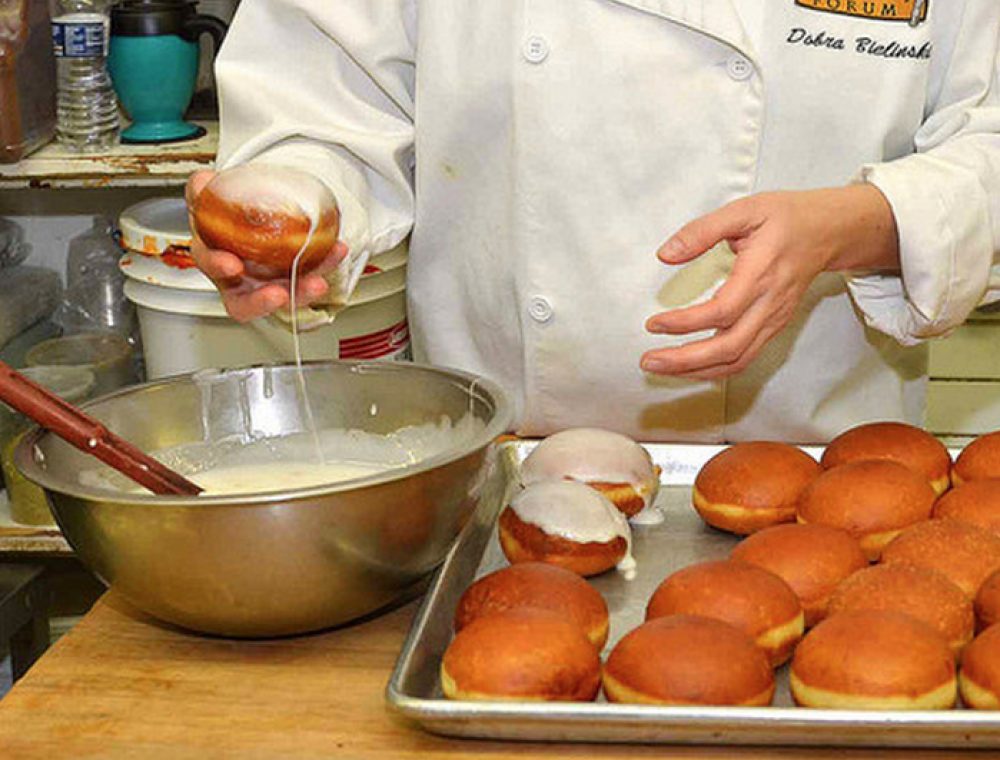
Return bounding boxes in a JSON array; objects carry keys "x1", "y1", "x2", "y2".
[{"x1": 189, "y1": 0, "x2": 1000, "y2": 443}]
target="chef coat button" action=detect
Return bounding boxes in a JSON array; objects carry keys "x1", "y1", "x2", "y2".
[
  {"x1": 523, "y1": 35, "x2": 550, "y2": 64},
  {"x1": 528, "y1": 296, "x2": 554, "y2": 323},
  {"x1": 726, "y1": 55, "x2": 754, "y2": 81}
]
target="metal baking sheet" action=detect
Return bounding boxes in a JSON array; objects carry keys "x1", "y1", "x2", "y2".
[{"x1": 386, "y1": 442, "x2": 1000, "y2": 748}]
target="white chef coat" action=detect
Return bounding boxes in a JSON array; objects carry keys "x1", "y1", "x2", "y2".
[{"x1": 214, "y1": 0, "x2": 1000, "y2": 444}]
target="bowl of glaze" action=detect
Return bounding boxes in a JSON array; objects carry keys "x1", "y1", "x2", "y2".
[{"x1": 15, "y1": 361, "x2": 511, "y2": 637}]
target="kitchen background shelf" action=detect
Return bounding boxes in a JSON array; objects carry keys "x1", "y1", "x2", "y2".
[{"x1": 0, "y1": 123, "x2": 217, "y2": 190}]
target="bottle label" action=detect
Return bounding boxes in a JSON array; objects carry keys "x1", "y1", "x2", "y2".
[{"x1": 52, "y1": 14, "x2": 109, "y2": 58}]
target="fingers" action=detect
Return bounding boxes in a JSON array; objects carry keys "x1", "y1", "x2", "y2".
[
  {"x1": 312, "y1": 241, "x2": 350, "y2": 277},
  {"x1": 646, "y1": 276, "x2": 754, "y2": 335},
  {"x1": 640, "y1": 296, "x2": 772, "y2": 376},
  {"x1": 221, "y1": 283, "x2": 289, "y2": 323},
  {"x1": 191, "y1": 245, "x2": 246, "y2": 282},
  {"x1": 658, "y1": 197, "x2": 762, "y2": 265},
  {"x1": 294, "y1": 273, "x2": 330, "y2": 303},
  {"x1": 185, "y1": 170, "x2": 216, "y2": 207}
]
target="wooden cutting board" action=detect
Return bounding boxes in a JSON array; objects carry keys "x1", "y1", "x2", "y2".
[{"x1": 0, "y1": 591, "x2": 987, "y2": 759}]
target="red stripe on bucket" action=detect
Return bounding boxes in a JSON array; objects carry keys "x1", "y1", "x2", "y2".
[{"x1": 339, "y1": 320, "x2": 410, "y2": 359}]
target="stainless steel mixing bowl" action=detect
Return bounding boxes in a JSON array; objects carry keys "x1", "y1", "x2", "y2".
[{"x1": 15, "y1": 361, "x2": 511, "y2": 637}]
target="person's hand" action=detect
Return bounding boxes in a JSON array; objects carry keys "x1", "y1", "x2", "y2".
[
  {"x1": 185, "y1": 170, "x2": 348, "y2": 323},
  {"x1": 641, "y1": 185, "x2": 900, "y2": 380}
]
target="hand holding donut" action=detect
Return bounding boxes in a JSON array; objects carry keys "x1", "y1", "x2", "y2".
[{"x1": 186, "y1": 166, "x2": 349, "y2": 322}]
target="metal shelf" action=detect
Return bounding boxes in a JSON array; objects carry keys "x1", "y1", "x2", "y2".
[{"x1": 0, "y1": 122, "x2": 217, "y2": 190}]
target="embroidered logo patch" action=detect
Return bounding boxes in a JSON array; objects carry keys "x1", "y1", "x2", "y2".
[{"x1": 795, "y1": 0, "x2": 928, "y2": 26}]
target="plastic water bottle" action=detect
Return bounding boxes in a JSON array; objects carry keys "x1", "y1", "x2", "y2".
[{"x1": 50, "y1": 0, "x2": 119, "y2": 152}]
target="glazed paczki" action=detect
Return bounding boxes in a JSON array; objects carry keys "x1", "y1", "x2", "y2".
[
  {"x1": 731, "y1": 523, "x2": 867, "y2": 627},
  {"x1": 826, "y1": 563, "x2": 974, "y2": 657},
  {"x1": 453, "y1": 562, "x2": 610, "y2": 649},
  {"x1": 191, "y1": 164, "x2": 341, "y2": 277},
  {"x1": 520, "y1": 428, "x2": 660, "y2": 520},
  {"x1": 692, "y1": 441, "x2": 821, "y2": 535},
  {"x1": 645, "y1": 560, "x2": 804, "y2": 666},
  {"x1": 498, "y1": 480, "x2": 634, "y2": 578},
  {"x1": 820, "y1": 421, "x2": 951, "y2": 495},
  {"x1": 790, "y1": 610, "x2": 957, "y2": 710},
  {"x1": 796, "y1": 459, "x2": 936, "y2": 561},
  {"x1": 602, "y1": 615, "x2": 775, "y2": 707},
  {"x1": 441, "y1": 608, "x2": 601, "y2": 702}
]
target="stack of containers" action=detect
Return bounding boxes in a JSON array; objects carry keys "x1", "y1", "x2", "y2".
[{"x1": 118, "y1": 198, "x2": 410, "y2": 378}]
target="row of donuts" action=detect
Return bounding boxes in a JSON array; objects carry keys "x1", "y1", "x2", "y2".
[
  {"x1": 691, "y1": 423, "x2": 1000, "y2": 709},
  {"x1": 440, "y1": 423, "x2": 1000, "y2": 708}
]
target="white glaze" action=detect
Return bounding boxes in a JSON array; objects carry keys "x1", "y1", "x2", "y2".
[
  {"x1": 520, "y1": 428, "x2": 660, "y2": 514},
  {"x1": 192, "y1": 460, "x2": 388, "y2": 495},
  {"x1": 206, "y1": 164, "x2": 334, "y2": 224},
  {"x1": 509, "y1": 480, "x2": 635, "y2": 579},
  {"x1": 289, "y1": 195, "x2": 323, "y2": 463}
]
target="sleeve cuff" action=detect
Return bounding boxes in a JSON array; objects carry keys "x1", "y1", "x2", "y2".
[{"x1": 845, "y1": 156, "x2": 994, "y2": 345}]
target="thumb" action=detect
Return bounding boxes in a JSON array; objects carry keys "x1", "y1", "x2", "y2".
[
  {"x1": 185, "y1": 169, "x2": 217, "y2": 209},
  {"x1": 658, "y1": 198, "x2": 759, "y2": 265}
]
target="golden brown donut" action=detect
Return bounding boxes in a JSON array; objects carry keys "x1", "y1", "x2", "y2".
[
  {"x1": 880, "y1": 519, "x2": 1000, "y2": 599},
  {"x1": 953, "y1": 432, "x2": 1000, "y2": 486},
  {"x1": 974, "y1": 569, "x2": 1000, "y2": 631},
  {"x1": 191, "y1": 164, "x2": 341, "y2": 276},
  {"x1": 441, "y1": 608, "x2": 601, "y2": 701},
  {"x1": 790, "y1": 610, "x2": 957, "y2": 710},
  {"x1": 497, "y1": 480, "x2": 631, "y2": 578},
  {"x1": 821, "y1": 421, "x2": 952, "y2": 495},
  {"x1": 959, "y1": 624, "x2": 1000, "y2": 709},
  {"x1": 796, "y1": 459, "x2": 936, "y2": 561},
  {"x1": 645, "y1": 560, "x2": 804, "y2": 666},
  {"x1": 602, "y1": 615, "x2": 775, "y2": 706},
  {"x1": 520, "y1": 428, "x2": 661, "y2": 519},
  {"x1": 933, "y1": 479, "x2": 1000, "y2": 537},
  {"x1": 731, "y1": 523, "x2": 867, "y2": 627},
  {"x1": 453, "y1": 562, "x2": 610, "y2": 649},
  {"x1": 692, "y1": 442, "x2": 821, "y2": 535},
  {"x1": 827, "y1": 563, "x2": 973, "y2": 657}
]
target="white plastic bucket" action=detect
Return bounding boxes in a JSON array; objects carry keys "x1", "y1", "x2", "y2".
[{"x1": 127, "y1": 272, "x2": 410, "y2": 379}]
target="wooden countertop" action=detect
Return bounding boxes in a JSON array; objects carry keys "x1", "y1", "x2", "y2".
[{"x1": 0, "y1": 592, "x2": 991, "y2": 760}]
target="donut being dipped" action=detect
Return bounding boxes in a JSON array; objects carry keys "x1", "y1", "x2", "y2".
[
  {"x1": 602, "y1": 615, "x2": 775, "y2": 707},
  {"x1": 692, "y1": 441, "x2": 820, "y2": 535},
  {"x1": 821, "y1": 421, "x2": 951, "y2": 495},
  {"x1": 796, "y1": 459, "x2": 935, "y2": 561},
  {"x1": 191, "y1": 164, "x2": 341, "y2": 278},
  {"x1": 498, "y1": 480, "x2": 634, "y2": 578},
  {"x1": 730, "y1": 523, "x2": 867, "y2": 627},
  {"x1": 953, "y1": 431, "x2": 1000, "y2": 486},
  {"x1": 441, "y1": 608, "x2": 601, "y2": 702},
  {"x1": 645, "y1": 559, "x2": 804, "y2": 666},
  {"x1": 520, "y1": 428, "x2": 660, "y2": 520},
  {"x1": 827, "y1": 563, "x2": 974, "y2": 657},
  {"x1": 453, "y1": 562, "x2": 610, "y2": 649},
  {"x1": 790, "y1": 610, "x2": 957, "y2": 710}
]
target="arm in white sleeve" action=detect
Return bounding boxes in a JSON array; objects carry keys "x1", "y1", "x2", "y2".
[
  {"x1": 847, "y1": 5, "x2": 1000, "y2": 345},
  {"x1": 213, "y1": 0, "x2": 416, "y2": 322}
]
